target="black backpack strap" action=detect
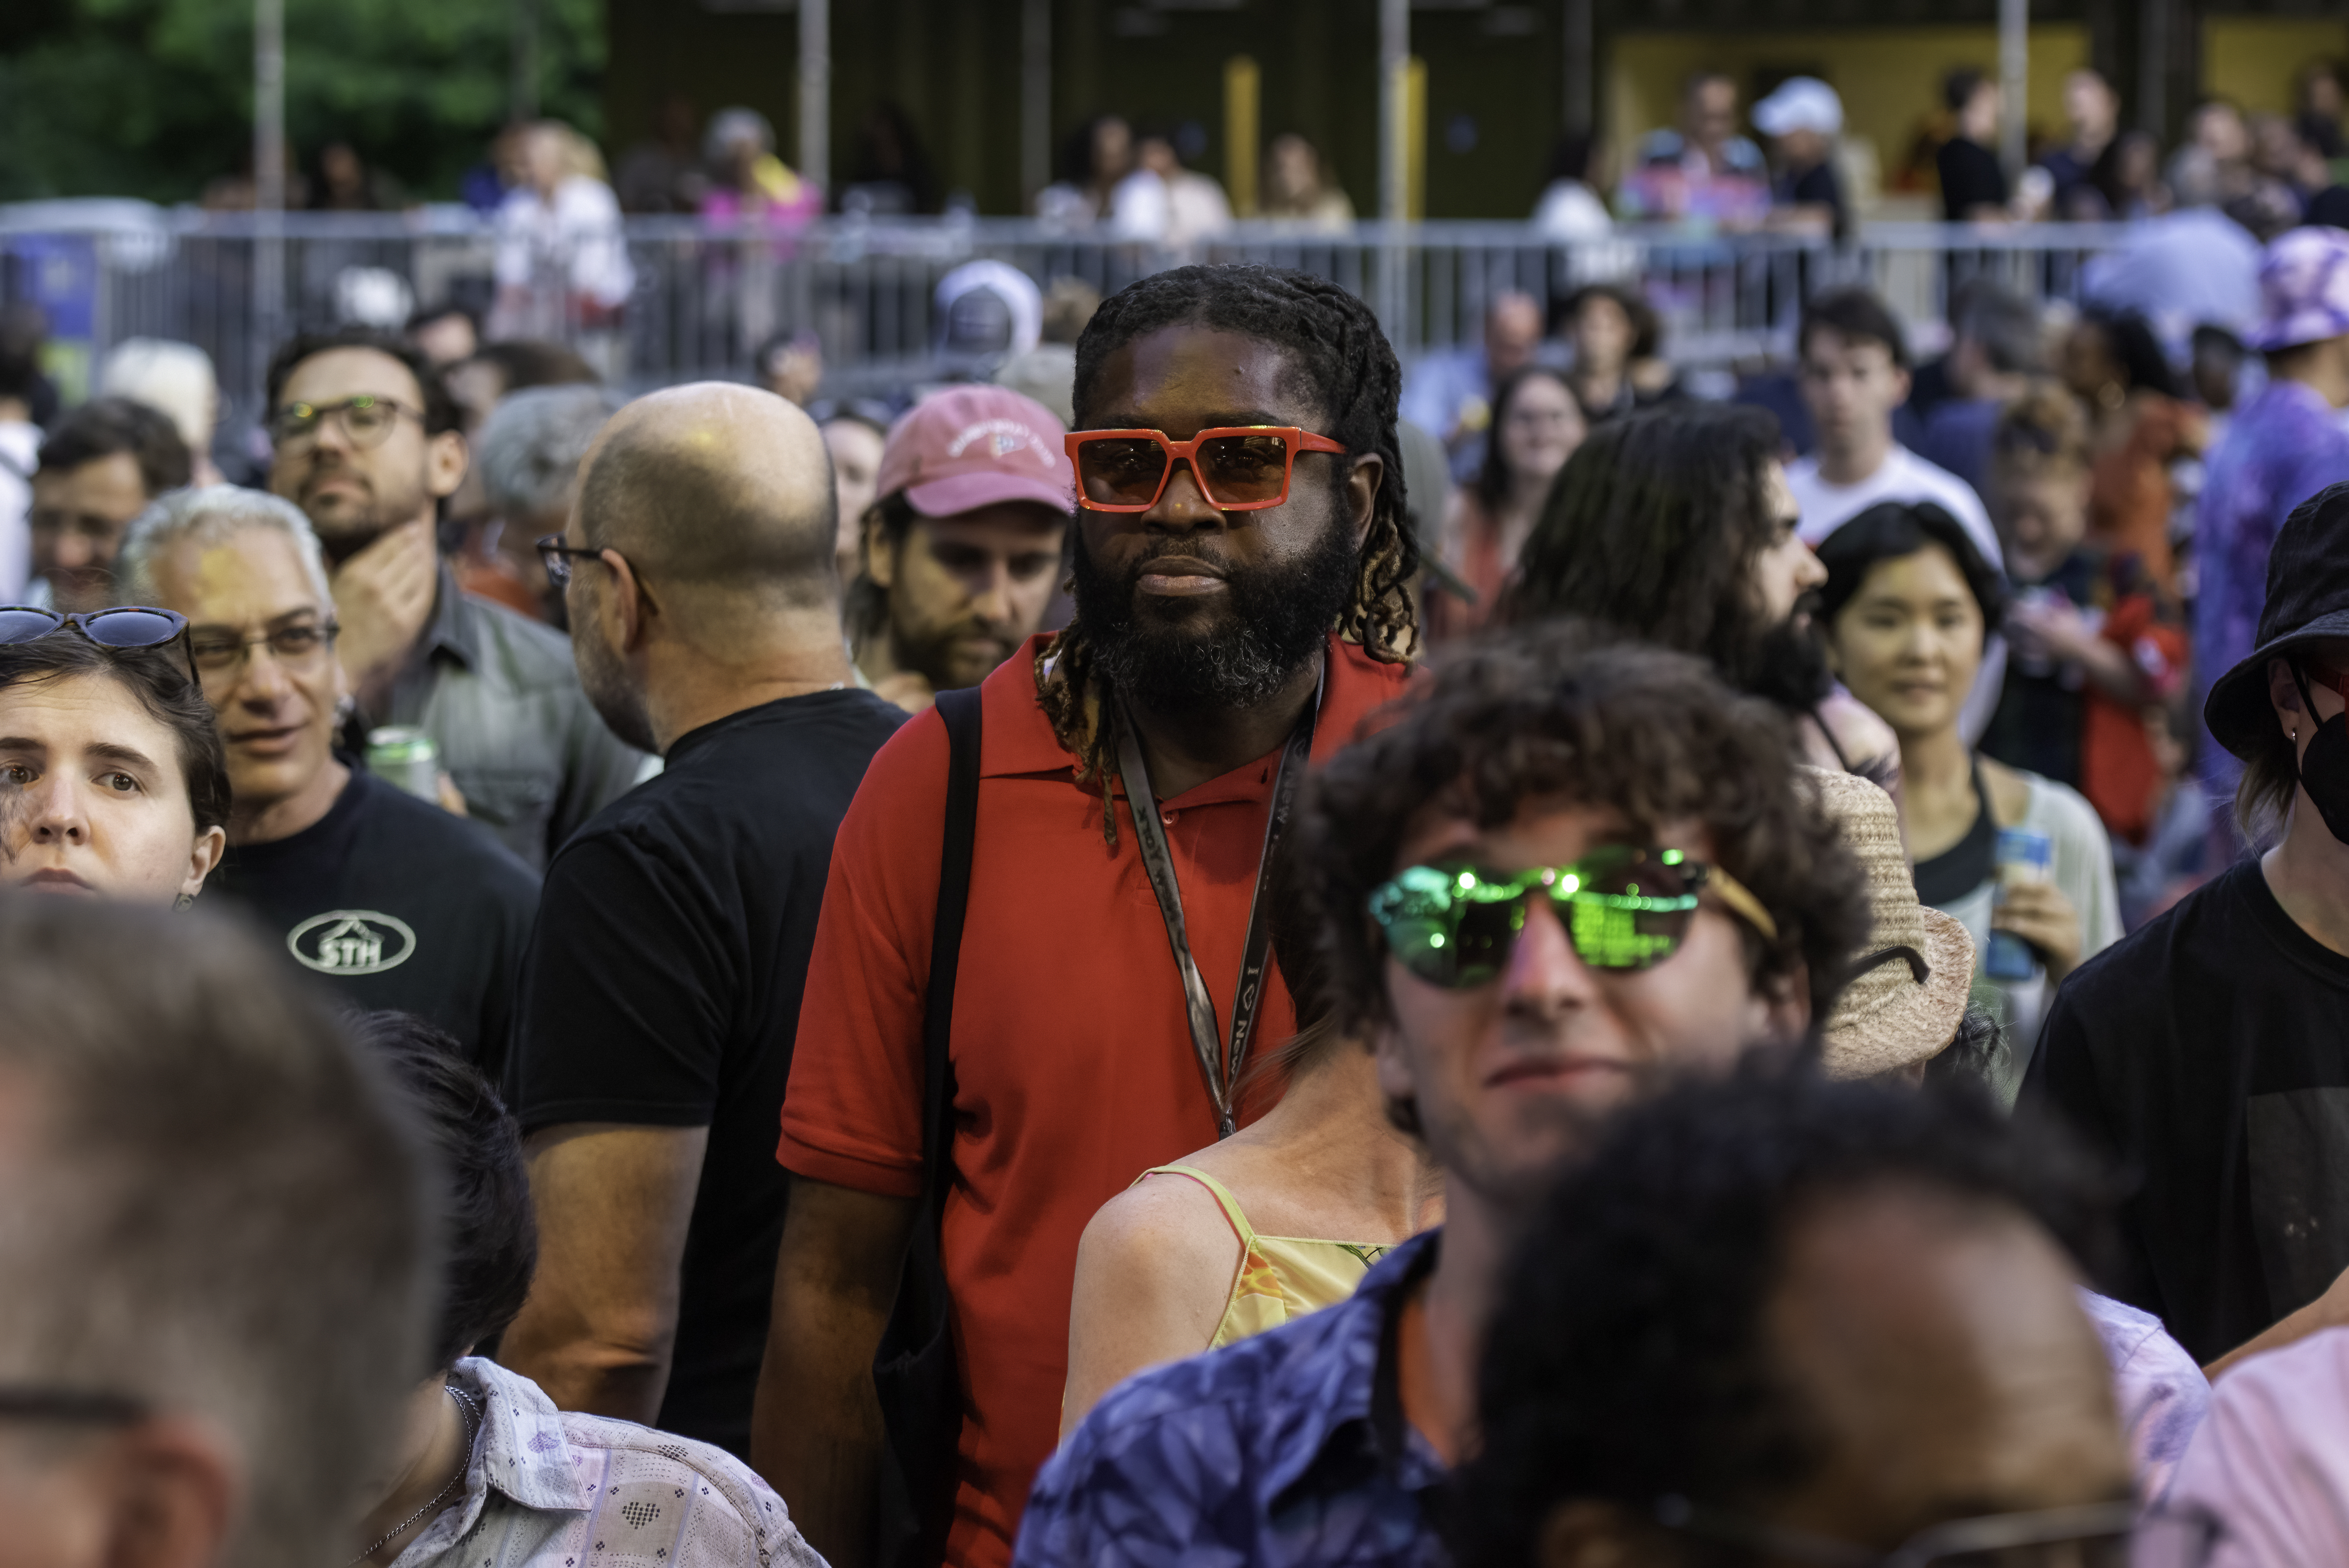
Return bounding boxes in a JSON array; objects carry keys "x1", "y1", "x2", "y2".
[
  {"x1": 871, "y1": 685, "x2": 982, "y2": 1568},
  {"x1": 920, "y1": 686, "x2": 983, "y2": 1202}
]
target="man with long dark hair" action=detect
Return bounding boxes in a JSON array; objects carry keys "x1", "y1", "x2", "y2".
[
  {"x1": 754, "y1": 264, "x2": 1419, "y2": 1568},
  {"x1": 1502, "y1": 402, "x2": 1901, "y2": 795}
]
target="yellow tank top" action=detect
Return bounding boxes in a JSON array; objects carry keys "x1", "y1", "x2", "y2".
[{"x1": 1139, "y1": 1163, "x2": 1393, "y2": 1350}]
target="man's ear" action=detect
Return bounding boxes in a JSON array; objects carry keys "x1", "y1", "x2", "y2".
[
  {"x1": 101, "y1": 1413, "x2": 245, "y2": 1568},
  {"x1": 864, "y1": 514, "x2": 899, "y2": 591},
  {"x1": 599, "y1": 549, "x2": 653, "y2": 654},
  {"x1": 424, "y1": 429, "x2": 468, "y2": 501},
  {"x1": 1889, "y1": 364, "x2": 1914, "y2": 410},
  {"x1": 1536, "y1": 1499, "x2": 1654, "y2": 1568},
  {"x1": 1343, "y1": 454, "x2": 1384, "y2": 549},
  {"x1": 1753, "y1": 960, "x2": 1812, "y2": 1046},
  {"x1": 2270, "y1": 656, "x2": 2308, "y2": 735}
]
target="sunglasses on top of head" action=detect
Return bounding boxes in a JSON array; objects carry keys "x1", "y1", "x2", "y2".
[
  {"x1": 0, "y1": 605, "x2": 200, "y2": 688},
  {"x1": 1065, "y1": 426, "x2": 1348, "y2": 513},
  {"x1": 1366, "y1": 845, "x2": 1779, "y2": 989}
]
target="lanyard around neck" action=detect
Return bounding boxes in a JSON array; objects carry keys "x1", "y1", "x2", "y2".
[{"x1": 1115, "y1": 674, "x2": 1322, "y2": 1138}]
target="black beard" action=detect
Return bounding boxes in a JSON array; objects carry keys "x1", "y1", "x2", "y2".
[
  {"x1": 1737, "y1": 595, "x2": 1835, "y2": 714},
  {"x1": 1069, "y1": 510, "x2": 1359, "y2": 715}
]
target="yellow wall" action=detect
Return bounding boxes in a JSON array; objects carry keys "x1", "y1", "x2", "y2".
[
  {"x1": 2203, "y1": 19, "x2": 2349, "y2": 116},
  {"x1": 1611, "y1": 25, "x2": 2091, "y2": 188}
]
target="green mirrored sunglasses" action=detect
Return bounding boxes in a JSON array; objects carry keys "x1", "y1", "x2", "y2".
[{"x1": 1366, "y1": 846, "x2": 1778, "y2": 988}]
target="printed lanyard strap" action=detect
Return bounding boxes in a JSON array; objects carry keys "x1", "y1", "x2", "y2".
[{"x1": 1116, "y1": 675, "x2": 1321, "y2": 1138}]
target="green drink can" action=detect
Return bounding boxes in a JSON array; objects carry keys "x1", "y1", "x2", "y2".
[{"x1": 365, "y1": 726, "x2": 441, "y2": 803}]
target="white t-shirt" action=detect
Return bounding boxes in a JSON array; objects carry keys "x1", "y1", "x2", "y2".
[
  {"x1": 1787, "y1": 443, "x2": 2000, "y2": 564},
  {"x1": 0, "y1": 420, "x2": 39, "y2": 605},
  {"x1": 1789, "y1": 443, "x2": 2007, "y2": 743}
]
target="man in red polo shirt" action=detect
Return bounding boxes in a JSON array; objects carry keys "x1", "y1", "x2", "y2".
[{"x1": 752, "y1": 264, "x2": 1421, "y2": 1568}]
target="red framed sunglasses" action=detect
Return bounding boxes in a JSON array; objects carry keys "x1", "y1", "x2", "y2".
[{"x1": 1065, "y1": 426, "x2": 1348, "y2": 513}]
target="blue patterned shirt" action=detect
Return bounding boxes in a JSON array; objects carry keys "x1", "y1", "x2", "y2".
[{"x1": 1014, "y1": 1232, "x2": 1448, "y2": 1568}]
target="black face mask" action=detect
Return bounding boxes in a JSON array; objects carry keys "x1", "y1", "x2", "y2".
[{"x1": 2293, "y1": 664, "x2": 2349, "y2": 844}]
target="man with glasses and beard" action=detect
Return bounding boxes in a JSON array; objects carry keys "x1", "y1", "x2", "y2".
[
  {"x1": 847, "y1": 386, "x2": 1074, "y2": 713},
  {"x1": 263, "y1": 328, "x2": 641, "y2": 869},
  {"x1": 1502, "y1": 403, "x2": 1903, "y2": 798},
  {"x1": 1017, "y1": 632, "x2": 1868, "y2": 1568},
  {"x1": 754, "y1": 264, "x2": 1420, "y2": 1568}
]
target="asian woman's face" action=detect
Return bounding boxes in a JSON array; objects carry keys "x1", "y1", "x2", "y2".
[{"x1": 1826, "y1": 545, "x2": 1987, "y2": 744}]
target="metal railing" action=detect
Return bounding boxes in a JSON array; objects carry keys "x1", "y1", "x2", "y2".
[{"x1": 0, "y1": 205, "x2": 2134, "y2": 419}]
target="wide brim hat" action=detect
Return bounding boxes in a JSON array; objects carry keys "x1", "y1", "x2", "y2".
[
  {"x1": 1804, "y1": 769, "x2": 1978, "y2": 1080},
  {"x1": 2205, "y1": 480, "x2": 2349, "y2": 761}
]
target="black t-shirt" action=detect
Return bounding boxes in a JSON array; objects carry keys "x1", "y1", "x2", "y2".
[
  {"x1": 1774, "y1": 160, "x2": 1846, "y2": 234},
  {"x1": 2022, "y1": 861, "x2": 2349, "y2": 1363},
  {"x1": 205, "y1": 766, "x2": 542, "y2": 1076},
  {"x1": 508, "y1": 688, "x2": 905, "y2": 1456},
  {"x1": 1981, "y1": 554, "x2": 2103, "y2": 791},
  {"x1": 1938, "y1": 136, "x2": 2009, "y2": 220}
]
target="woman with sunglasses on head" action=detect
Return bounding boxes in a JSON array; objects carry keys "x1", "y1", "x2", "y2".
[
  {"x1": 1818, "y1": 500, "x2": 2121, "y2": 1100},
  {"x1": 0, "y1": 607, "x2": 227, "y2": 904}
]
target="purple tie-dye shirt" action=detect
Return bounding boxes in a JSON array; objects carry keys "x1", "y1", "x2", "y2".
[{"x1": 2193, "y1": 380, "x2": 2349, "y2": 840}]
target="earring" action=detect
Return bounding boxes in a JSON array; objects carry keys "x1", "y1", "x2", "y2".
[{"x1": 173, "y1": 892, "x2": 194, "y2": 911}]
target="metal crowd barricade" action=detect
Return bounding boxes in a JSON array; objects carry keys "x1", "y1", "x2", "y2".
[{"x1": 0, "y1": 205, "x2": 2134, "y2": 423}]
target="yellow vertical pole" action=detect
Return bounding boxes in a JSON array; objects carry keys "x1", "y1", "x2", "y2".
[
  {"x1": 1405, "y1": 56, "x2": 1427, "y2": 220},
  {"x1": 1226, "y1": 55, "x2": 1261, "y2": 217}
]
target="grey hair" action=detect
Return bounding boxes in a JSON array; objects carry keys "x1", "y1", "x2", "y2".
[
  {"x1": 0, "y1": 896, "x2": 438, "y2": 1568},
  {"x1": 476, "y1": 384, "x2": 627, "y2": 522},
  {"x1": 118, "y1": 484, "x2": 335, "y2": 608}
]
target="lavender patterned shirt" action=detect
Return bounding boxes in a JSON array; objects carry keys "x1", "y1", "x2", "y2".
[
  {"x1": 2192, "y1": 381, "x2": 2349, "y2": 838},
  {"x1": 388, "y1": 1357, "x2": 825, "y2": 1568},
  {"x1": 2079, "y1": 1289, "x2": 2209, "y2": 1503},
  {"x1": 1016, "y1": 1233, "x2": 1446, "y2": 1568}
]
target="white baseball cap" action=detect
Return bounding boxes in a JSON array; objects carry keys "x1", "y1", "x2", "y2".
[{"x1": 1752, "y1": 77, "x2": 1843, "y2": 138}]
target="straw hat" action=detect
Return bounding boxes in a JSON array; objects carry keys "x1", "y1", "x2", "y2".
[{"x1": 1802, "y1": 768, "x2": 1977, "y2": 1079}]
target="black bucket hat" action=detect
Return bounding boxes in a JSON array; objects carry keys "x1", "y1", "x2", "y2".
[{"x1": 2206, "y1": 480, "x2": 2349, "y2": 761}]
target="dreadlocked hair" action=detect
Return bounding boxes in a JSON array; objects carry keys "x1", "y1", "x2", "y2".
[{"x1": 1039, "y1": 263, "x2": 1421, "y2": 846}]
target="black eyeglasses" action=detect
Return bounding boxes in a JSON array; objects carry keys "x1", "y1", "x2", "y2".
[
  {"x1": 1652, "y1": 1495, "x2": 2153, "y2": 1568},
  {"x1": 186, "y1": 620, "x2": 341, "y2": 678},
  {"x1": 0, "y1": 1384, "x2": 150, "y2": 1426},
  {"x1": 268, "y1": 394, "x2": 418, "y2": 450},
  {"x1": 0, "y1": 605, "x2": 200, "y2": 688},
  {"x1": 535, "y1": 535, "x2": 609, "y2": 590}
]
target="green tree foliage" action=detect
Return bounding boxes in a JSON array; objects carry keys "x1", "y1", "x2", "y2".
[{"x1": 0, "y1": 0, "x2": 605, "y2": 205}]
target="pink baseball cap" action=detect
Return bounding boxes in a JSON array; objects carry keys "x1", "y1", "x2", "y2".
[{"x1": 875, "y1": 384, "x2": 1074, "y2": 519}]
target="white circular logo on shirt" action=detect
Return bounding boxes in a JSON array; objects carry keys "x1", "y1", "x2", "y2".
[{"x1": 286, "y1": 909, "x2": 417, "y2": 976}]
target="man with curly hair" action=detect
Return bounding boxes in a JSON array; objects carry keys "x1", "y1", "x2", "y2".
[
  {"x1": 1016, "y1": 631, "x2": 1871, "y2": 1568},
  {"x1": 755, "y1": 264, "x2": 1420, "y2": 1568},
  {"x1": 1451, "y1": 1068, "x2": 2133, "y2": 1568}
]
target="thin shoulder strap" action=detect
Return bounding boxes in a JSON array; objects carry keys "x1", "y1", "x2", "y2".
[
  {"x1": 919, "y1": 688, "x2": 984, "y2": 1211},
  {"x1": 1139, "y1": 1163, "x2": 1259, "y2": 1250}
]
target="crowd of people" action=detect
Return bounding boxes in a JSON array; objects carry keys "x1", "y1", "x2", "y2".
[{"x1": 19, "y1": 97, "x2": 2349, "y2": 1568}]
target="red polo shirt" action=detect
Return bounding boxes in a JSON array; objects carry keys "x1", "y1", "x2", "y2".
[{"x1": 779, "y1": 632, "x2": 1412, "y2": 1568}]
